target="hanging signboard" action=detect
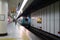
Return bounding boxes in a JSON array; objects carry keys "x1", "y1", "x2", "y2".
[
  {"x1": 11, "y1": 8, "x2": 16, "y2": 13},
  {"x1": 37, "y1": 18, "x2": 42, "y2": 23}
]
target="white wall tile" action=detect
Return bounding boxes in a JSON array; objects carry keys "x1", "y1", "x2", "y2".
[
  {"x1": 50, "y1": 4, "x2": 55, "y2": 34},
  {"x1": 55, "y1": 1, "x2": 59, "y2": 35},
  {"x1": 31, "y1": 1, "x2": 60, "y2": 36}
]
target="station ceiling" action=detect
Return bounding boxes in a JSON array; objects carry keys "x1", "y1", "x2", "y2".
[
  {"x1": 8, "y1": 0, "x2": 23, "y2": 13},
  {"x1": 21, "y1": 0, "x2": 59, "y2": 16}
]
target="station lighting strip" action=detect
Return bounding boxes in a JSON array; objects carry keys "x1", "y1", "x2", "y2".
[{"x1": 17, "y1": 0, "x2": 28, "y2": 17}]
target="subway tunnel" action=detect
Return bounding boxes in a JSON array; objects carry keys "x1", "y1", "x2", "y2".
[{"x1": 0, "y1": 0, "x2": 60, "y2": 40}]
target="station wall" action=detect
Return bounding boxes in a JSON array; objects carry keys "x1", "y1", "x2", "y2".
[{"x1": 31, "y1": 1, "x2": 60, "y2": 36}]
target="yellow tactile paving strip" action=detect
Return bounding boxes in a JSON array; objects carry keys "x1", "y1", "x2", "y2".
[{"x1": 0, "y1": 38, "x2": 17, "y2": 40}]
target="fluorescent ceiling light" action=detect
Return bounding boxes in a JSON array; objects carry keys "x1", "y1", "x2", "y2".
[{"x1": 17, "y1": 0, "x2": 28, "y2": 17}]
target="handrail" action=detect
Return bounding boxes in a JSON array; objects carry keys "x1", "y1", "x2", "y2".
[{"x1": 21, "y1": 24, "x2": 60, "y2": 40}]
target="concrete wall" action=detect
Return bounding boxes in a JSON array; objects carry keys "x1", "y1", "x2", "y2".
[
  {"x1": 31, "y1": 1, "x2": 60, "y2": 36},
  {"x1": 0, "y1": 0, "x2": 8, "y2": 33}
]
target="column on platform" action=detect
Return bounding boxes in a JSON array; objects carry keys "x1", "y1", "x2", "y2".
[{"x1": 0, "y1": 0, "x2": 8, "y2": 36}]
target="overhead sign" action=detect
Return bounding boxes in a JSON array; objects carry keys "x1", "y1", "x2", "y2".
[{"x1": 11, "y1": 8, "x2": 16, "y2": 13}]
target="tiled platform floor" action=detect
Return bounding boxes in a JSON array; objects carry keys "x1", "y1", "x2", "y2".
[{"x1": 0, "y1": 22, "x2": 30, "y2": 40}]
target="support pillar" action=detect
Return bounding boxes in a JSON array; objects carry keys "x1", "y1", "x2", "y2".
[{"x1": 0, "y1": 0, "x2": 8, "y2": 36}]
